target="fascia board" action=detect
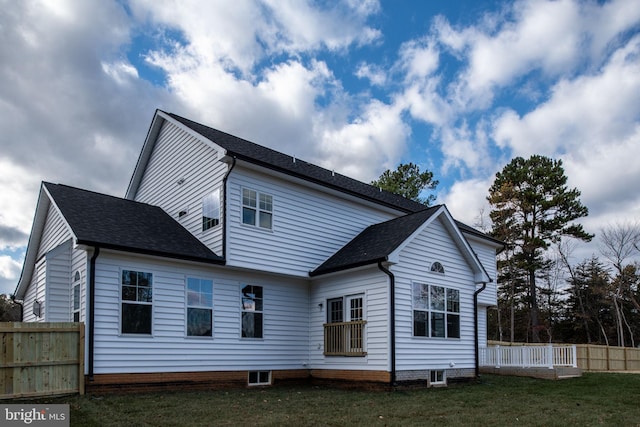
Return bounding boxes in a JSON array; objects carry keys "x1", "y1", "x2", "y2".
[
  {"x1": 14, "y1": 184, "x2": 74, "y2": 298},
  {"x1": 439, "y1": 207, "x2": 491, "y2": 283}
]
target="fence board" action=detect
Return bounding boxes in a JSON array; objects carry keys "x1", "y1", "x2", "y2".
[{"x1": 0, "y1": 322, "x2": 84, "y2": 399}]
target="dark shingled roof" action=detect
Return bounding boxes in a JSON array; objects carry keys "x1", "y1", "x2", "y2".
[
  {"x1": 310, "y1": 207, "x2": 440, "y2": 276},
  {"x1": 166, "y1": 111, "x2": 427, "y2": 213},
  {"x1": 44, "y1": 183, "x2": 223, "y2": 264}
]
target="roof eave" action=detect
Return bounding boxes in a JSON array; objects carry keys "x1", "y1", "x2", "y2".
[
  {"x1": 309, "y1": 257, "x2": 388, "y2": 278},
  {"x1": 76, "y1": 240, "x2": 225, "y2": 266},
  {"x1": 229, "y1": 152, "x2": 417, "y2": 214}
]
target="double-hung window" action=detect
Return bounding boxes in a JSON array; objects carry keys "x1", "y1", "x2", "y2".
[
  {"x1": 241, "y1": 285, "x2": 263, "y2": 338},
  {"x1": 121, "y1": 270, "x2": 153, "y2": 335},
  {"x1": 187, "y1": 277, "x2": 213, "y2": 337},
  {"x1": 242, "y1": 188, "x2": 272, "y2": 229},
  {"x1": 413, "y1": 283, "x2": 460, "y2": 338},
  {"x1": 202, "y1": 189, "x2": 221, "y2": 231}
]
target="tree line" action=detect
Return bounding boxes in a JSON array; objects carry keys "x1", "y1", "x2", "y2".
[{"x1": 374, "y1": 156, "x2": 639, "y2": 346}]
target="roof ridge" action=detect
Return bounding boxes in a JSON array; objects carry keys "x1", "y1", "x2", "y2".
[{"x1": 164, "y1": 111, "x2": 428, "y2": 213}]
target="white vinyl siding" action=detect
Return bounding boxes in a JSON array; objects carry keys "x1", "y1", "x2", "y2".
[
  {"x1": 36, "y1": 202, "x2": 72, "y2": 259},
  {"x1": 227, "y1": 168, "x2": 396, "y2": 276},
  {"x1": 310, "y1": 267, "x2": 389, "y2": 371},
  {"x1": 465, "y1": 235, "x2": 499, "y2": 307},
  {"x1": 92, "y1": 251, "x2": 309, "y2": 374},
  {"x1": 394, "y1": 217, "x2": 477, "y2": 372},
  {"x1": 45, "y1": 240, "x2": 72, "y2": 322},
  {"x1": 133, "y1": 120, "x2": 227, "y2": 255},
  {"x1": 22, "y1": 259, "x2": 47, "y2": 322}
]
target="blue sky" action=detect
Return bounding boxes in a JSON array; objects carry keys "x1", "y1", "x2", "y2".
[{"x1": 1, "y1": 0, "x2": 639, "y2": 295}]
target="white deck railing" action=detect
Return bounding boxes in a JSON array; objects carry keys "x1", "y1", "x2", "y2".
[{"x1": 480, "y1": 344, "x2": 577, "y2": 369}]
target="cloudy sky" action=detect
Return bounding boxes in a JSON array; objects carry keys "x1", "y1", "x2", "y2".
[{"x1": 1, "y1": 0, "x2": 639, "y2": 295}]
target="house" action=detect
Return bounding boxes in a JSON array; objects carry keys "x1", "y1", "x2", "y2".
[{"x1": 15, "y1": 110, "x2": 503, "y2": 391}]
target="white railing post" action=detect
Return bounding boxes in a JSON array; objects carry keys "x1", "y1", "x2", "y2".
[
  {"x1": 572, "y1": 345, "x2": 577, "y2": 368},
  {"x1": 547, "y1": 344, "x2": 554, "y2": 369},
  {"x1": 496, "y1": 345, "x2": 501, "y2": 368}
]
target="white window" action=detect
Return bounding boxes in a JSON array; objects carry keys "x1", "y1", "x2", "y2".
[
  {"x1": 412, "y1": 283, "x2": 459, "y2": 338},
  {"x1": 241, "y1": 285, "x2": 263, "y2": 338},
  {"x1": 431, "y1": 262, "x2": 445, "y2": 274},
  {"x1": 121, "y1": 270, "x2": 152, "y2": 335},
  {"x1": 72, "y1": 270, "x2": 81, "y2": 322},
  {"x1": 186, "y1": 277, "x2": 213, "y2": 337},
  {"x1": 248, "y1": 371, "x2": 271, "y2": 386},
  {"x1": 242, "y1": 188, "x2": 272, "y2": 229},
  {"x1": 429, "y1": 370, "x2": 446, "y2": 386},
  {"x1": 202, "y1": 189, "x2": 221, "y2": 231}
]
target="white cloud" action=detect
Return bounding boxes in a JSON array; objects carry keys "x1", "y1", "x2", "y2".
[
  {"x1": 131, "y1": 0, "x2": 381, "y2": 76},
  {"x1": 437, "y1": 0, "x2": 640, "y2": 110},
  {"x1": 0, "y1": 255, "x2": 22, "y2": 295},
  {"x1": 493, "y1": 34, "x2": 640, "y2": 158},
  {"x1": 355, "y1": 63, "x2": 387, "y2": 86},
  {"x1": 443, "y1": 177, "x2": 495, "y2": 228},
  {"x1": 317, "y1": 100, "x2": 410, "y2": 182}
]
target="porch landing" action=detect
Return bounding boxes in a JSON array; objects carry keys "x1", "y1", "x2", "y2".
[{"x1": 480, "y1": 365, "x2": 582, "y2": 380}]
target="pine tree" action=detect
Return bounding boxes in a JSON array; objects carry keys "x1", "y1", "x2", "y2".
[
  {"x1": 488, "y1": 155, "x2": 593, "y2": 342},
  {"x1": 371, "y1": 163, "x2": 438, "y2": 206}
]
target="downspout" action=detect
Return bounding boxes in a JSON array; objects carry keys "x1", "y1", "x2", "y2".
[
  {"x1": 378, "y1": 261, "x2": 396, "y2": 386},
  {"x1": 88, "y1": 247, "x2": 100, "y2": 381},
  {"x1": 473, "y1": 282, "x2": 487, "y2": 378},
  {"x1": 221, "y1": 156, "x2": 237, "y2": 261}
]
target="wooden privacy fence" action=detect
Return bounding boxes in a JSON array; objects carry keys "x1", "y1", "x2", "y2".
[
  {"x1": 576, "y1": 344, "x2": 640, "y2": 372},
  {"x1": 1, "y1": 322, "x2": 84, "y2": 399}
]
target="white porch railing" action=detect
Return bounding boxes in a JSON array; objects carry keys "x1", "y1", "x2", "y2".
[{"x1": 480, "y1": 344, "x2": 577, "y2": 369}]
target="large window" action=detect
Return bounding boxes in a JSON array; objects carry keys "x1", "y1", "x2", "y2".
[
  {"x1": 121, "y1": 270, "x2": 152, "y2": 335},
  {"x1": 412, "y1": 283, "x2": 459, "y2": 338},
  {"x1": 242, "y1": 188, "x2": 273, "y2": 229},
  {"x1": 187, "y1": 277, "x2": 213, "y2": 337},
  {"x1": 202, "y1": 189, "x2": 221, "y2": 231},
  {"x1": 241, "y1": 285, "x2": 263, "y2": 338}
]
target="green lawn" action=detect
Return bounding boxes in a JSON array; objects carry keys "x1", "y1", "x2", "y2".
[{"x1": 33, "y1": 373, "x2": 640, "y2": 426}]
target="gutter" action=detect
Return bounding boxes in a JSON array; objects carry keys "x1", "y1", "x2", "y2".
[
  {"x1": 378, "y1": 261, "x2": 396, "y2": 386},
  {"x1": 473, "y1": 282, "x2": 488, "y2": 378},
  {"x1": 221, "y1": 156, "x2": 237, "y2": 261},
  {"x1": 88, "y1": 246, "x2": 100, "y2": 381}
]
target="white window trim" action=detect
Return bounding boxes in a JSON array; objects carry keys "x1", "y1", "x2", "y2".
[
  {"x1": 240, "y1": 283, "x2": 264, "y2": 339},
  {"x1": 72, "y1": 270, "x2": 81, "y2": 322},
  {"x1": 119, "y1": 268, "x2": 154, "y2": 337},
  {"x1": 185, "y1": 276, "x2": 214, "y2": 339},
  {"x1": 241, "y1": 187, "x2": 273, "y2": 231},
  {"x1": 202, "y1": 188, "x2": 221, "y2": 232},
  {"x1": 248, "y1": 371, "x2": 271, "y2": 386},
  {"x1": 429, "y1": 370, "x2": 447, "y2": 387},
  {"x1": 411, "y1": 282, "x2": 460, "y2": 340}
]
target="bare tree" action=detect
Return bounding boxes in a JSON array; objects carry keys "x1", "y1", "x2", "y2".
[{"x1": 599, "y1": 221, "x2": 640, "y2": 346}]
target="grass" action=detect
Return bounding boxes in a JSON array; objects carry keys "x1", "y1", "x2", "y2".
[{"x1": 29, "y1": 373, "x2": 640, "y2": 426}]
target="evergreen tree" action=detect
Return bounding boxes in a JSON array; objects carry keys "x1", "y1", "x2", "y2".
[
  {"x1": 488, "y1": 155, "x2": 593, "y2": 342},
  {"x1": 371, "y1": 163, "x2": 438, "y2": 206}
]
